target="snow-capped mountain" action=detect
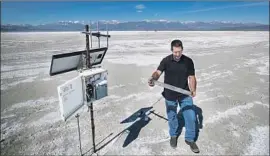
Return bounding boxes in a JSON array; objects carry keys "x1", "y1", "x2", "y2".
[{"x1": 1, "y1": 20, "x2": 269, "y2": 32}]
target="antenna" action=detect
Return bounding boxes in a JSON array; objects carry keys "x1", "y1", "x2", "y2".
[
  {"x1": 106, "y1": 23, "x2": 109, "y2": 48},
  {"x1": 97, "y1": 21, "x2": 100, "y2": 48},
  {"x1": 90, "y1": 23, "x2": 93, "y2": 48},
  {"x1": 81, "y1": 22, "x2": 111, "y2": 69}
]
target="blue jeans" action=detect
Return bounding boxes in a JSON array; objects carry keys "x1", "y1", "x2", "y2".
[{"x1": 165, "y1": 96, "x2": 196, "y2": 142}]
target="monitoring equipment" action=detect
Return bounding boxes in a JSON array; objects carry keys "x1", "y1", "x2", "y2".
[{"x1": 49, "y1": 23, "x2": 110, "y2": 155}]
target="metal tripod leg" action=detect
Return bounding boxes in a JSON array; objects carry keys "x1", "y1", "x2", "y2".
[
  {"x1": 88, "y1": 103, "x2": 96, "y2": 154},
  {"x1": 75, "y1": 114, "x2": 83, "y2": 156}
]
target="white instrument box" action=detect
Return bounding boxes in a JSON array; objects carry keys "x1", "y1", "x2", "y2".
[{"x1": 57, "y1": 68, "x2": 108, "y2": 121}]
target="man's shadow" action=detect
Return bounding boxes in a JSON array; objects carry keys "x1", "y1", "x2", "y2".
[
  {"x1": 119, "y1": 104, "x2": 203, "y2": 147},
  {"x1": 177, "y1": 104, "x2": 203, "y2": 142},
  {"x1": 122, "y1": 113, "x2": 151, "y2": 147},
  {"x1": 120, "y1": 107, "x2": 152, "y2": 147}
]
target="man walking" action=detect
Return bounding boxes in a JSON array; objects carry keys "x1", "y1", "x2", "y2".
[{"x1": 148, "y1": 39, "x2": 199, "y2": 153}]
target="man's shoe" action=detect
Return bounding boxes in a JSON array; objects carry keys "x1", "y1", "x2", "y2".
[
  {"x1": 170, "y1": 136, "x2": 177, "y2": 148},
  {"x1": 185, "y1": 140, "x2": 200, "y2": 153}
]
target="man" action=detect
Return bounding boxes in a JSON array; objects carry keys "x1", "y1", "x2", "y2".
[{"x1": 148, "y1": 39, "x2": 199, "y2": 153}]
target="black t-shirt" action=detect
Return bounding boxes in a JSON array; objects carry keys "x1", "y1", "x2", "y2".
[{"x1": 157, "y1": 54, "x2": 195, "y2": 101}]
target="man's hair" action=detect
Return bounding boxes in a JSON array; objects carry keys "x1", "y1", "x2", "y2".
[{"x1": 171, "y1": 39, "x2": 183, "y2": 51}]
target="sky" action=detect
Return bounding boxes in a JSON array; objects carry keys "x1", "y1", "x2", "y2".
[{"x1": 1, "y1": 1, "x2": 269, "y2": 25}]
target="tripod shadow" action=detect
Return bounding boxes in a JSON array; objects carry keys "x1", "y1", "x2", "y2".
[
  {"x1": 83, "y1": 133, "x2": 114, "y2": 155},
  {"x1": 83, "y1": 107, "x2": 153, "y2": 155}
]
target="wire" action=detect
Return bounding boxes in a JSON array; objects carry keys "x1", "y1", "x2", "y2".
[
  {"x1": 151, "y1": 96, "x2": 163, "y2": 108},
  {"x1": 142, "y1": 96, "x2": 164, "y2": 118}
]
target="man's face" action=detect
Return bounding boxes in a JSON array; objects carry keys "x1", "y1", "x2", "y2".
[{"x1": 172, "y1": 46, "x2": 183, "y2": 59}]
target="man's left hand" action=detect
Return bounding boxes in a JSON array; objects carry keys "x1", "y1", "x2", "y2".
[{"x1": 191, "y1": 91, "x2": 196, "y2": 97}]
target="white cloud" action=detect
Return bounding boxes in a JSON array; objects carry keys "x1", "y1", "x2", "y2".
[
  {"x1": 137, "y1": 10, "x2": 143, "y2": 13},
  {"x1": 174, "y1": 1, "x2": 268, "y2": 14},
  {"x1": 135, "y1": 4, "x2": 146, "y2": 10}
]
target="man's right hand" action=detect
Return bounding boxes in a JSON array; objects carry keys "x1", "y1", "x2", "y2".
[
  {"x1": 148, "y1": 70, "x2": 162, "y2": 87},
  {"x1": 148, "y1": 77, "x2": 155, "y2": 87}
]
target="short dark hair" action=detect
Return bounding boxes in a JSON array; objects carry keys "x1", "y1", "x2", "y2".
[{"x1": 171, "y1": 39, "x2": 183, "y2": 51}]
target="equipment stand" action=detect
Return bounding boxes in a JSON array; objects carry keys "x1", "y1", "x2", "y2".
[
  {"x1": 83, "y1": 24, "x2": 110, "y2": 155},
  {"x1": 51, "y1": 23, "x2": 110, "y2": 156},
  {"x1": 85, "y1": 24, "x2": 97, "y2": 154}
]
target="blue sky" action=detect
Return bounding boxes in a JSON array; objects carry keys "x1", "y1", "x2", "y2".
[{"x1": 1, "y1": 1, "x2": 269, "y2": 25}]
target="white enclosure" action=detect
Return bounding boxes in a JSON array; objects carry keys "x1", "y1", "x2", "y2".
[
  {"x1": 57, "y1": 68, "x2": 108, "y2": 121},
  {"x1": 57, "y1": 75, "x2": 84, "y2": 121}
]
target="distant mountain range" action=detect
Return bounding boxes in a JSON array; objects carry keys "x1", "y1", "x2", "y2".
[{"x1": 1, "y1": 20, "x2": 269, "y2": 32}]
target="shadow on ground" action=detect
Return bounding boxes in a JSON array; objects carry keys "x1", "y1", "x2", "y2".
[
  {"x1": 120, "y1": 107, "x2": 153, "y2": 124},
  {"x1": 150, "y1": 104, "x2": 203, "y2": 142},
  {"x1": 177, "y1": 104, "x2": 203, "y2": 142},
  {"x1": 122, "y1": 112, "x2": 151, "y2": 147},
  {"x1": 83, "y1": 104, "x2": 203, "y2": 155},
  {"x1": 83, "y1": 107, "x2": 153, "y2": 155},
  {"x1": 120, "y1": 107, "x2": 153, "y2": 147}
]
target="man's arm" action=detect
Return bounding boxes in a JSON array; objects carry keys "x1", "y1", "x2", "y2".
[
  {"x1": 152, "y1": 70, "x2": 162, "y2": 80},
  {"x1": 148, "y1": 70, "x2": 162, "y2": 86},
  {"x1": 188, "y1": 59, "x2": 196, "y2": 97},
  {"x1": 188, "y1": 75, "x2": 197, "y2": 96},
  {"x1": 149, "y1": 58, "x2": 165, "y2": 87}
]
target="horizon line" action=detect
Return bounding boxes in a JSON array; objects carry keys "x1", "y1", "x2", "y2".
[{"x1": 2, "y1": 19, "x2": 269, "y2": 26}]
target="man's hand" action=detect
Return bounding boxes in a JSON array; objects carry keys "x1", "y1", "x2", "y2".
[
  {"x1": 148, "y1": 70, "x2": 162, "y2": 87},
  {"x1": 191, "y1": 91, "x2": 196, "y2": 97},
  {"x1": 148, "y1": 77, "x2": 155, "y2": 87}
]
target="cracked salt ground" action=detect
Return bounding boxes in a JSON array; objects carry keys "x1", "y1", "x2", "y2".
[
  {"x1": 243, "y1": 126, "x2": 269, "y2": 155},
  {"x1": 1, "y1": 31, "x2": 269, "y2": 155},
  {"x1": 101, "y1": 99, "x2": 268, "y2": 155}
]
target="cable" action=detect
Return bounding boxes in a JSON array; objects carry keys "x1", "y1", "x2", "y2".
[
  {"x1": 151, "y1": 96, "x2": 163, "y2": 107},
  {"x1": 138, "y1": 96, "x2": 163, "y2": 121}
]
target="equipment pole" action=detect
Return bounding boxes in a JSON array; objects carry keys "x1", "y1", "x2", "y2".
[
  {"x1": 86, "y1": 24, "x2": 96, "y2": 154},
  {"x1": 85, "y1": 25, "x2": 91, "y2": 69}
]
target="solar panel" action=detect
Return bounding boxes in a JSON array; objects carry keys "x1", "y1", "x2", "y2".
[
  {"x1": 88, "y1": 47, "x2": 108, "y2": 66},
  {"x1": 49, "y1": 47, "x2": 108, "y2": 76}
]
